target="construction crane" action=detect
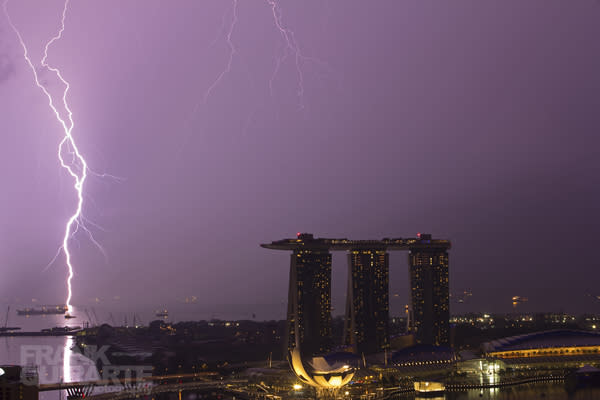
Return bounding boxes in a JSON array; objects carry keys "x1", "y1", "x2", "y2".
[
  {"x1": 134, "y1": 312, "x2": 144, "y2": 327},
  {"x1": 108, "y1": 312, "x2": 116, "y2": 326},
  {"x1": 91, "y1": 307, "x2": 100, "y2": 326},
  {"x1": 84, "y1": 308, "x2": 94, "y2": 327},
  {"x1": 0, "y1": 306, "x2": 20, "y2": 332}
]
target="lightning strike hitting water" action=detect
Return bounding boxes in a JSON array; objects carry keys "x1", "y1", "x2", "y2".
[
  {"x1": 5, "y1": 0, "x2": 326, "y2": 307},
  {"x1": 4, "y1": 0, "x2": 87, "y2": 313}
]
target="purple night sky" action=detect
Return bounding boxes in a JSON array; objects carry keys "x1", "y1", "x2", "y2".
[{"x1": 1, "y1": 0, "x2": 599, "y2": 317}]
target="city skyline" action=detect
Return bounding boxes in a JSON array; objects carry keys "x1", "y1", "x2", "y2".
[{"x1": 1, "y1": 0, "x2": 599, "y2": 314}]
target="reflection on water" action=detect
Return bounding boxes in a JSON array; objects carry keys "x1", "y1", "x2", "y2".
[
  {"x1": 4, "y1": 335, "x2": 100, "y2": 384},
  {"x1": 0, "y1": 337, "x2": 92, "y2": 400},
  {"x1": 63, "y1": 336, "x2": 72, "y2": 383},
  {"x1": 410, "y1": 382, "x2": 600, "y2": 399}
]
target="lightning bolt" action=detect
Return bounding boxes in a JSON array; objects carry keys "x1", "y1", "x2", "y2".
[
  {"x1": 267, "y1": 0, "x2": 306, "y2": 109},
  {"x1": 5, "y1": 0, "x2": 326, "y2": 311},
  {"x1": 4, "y1": 0, "x2": 87, "y2": 313},
  {"x1": 203, "y1": 0, "x2": 238, "y2": 104},
  {"x1": 182, "y1": 0, "x2": 238, "y2": 142},
  {"x1": 189, "y1": 0, "x2": 321, "y2": 120}
]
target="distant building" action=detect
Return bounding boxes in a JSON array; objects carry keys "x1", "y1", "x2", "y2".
[
  {"x1": 456, "y1": 358, "x2": 506, "y2": 375},
  {"x1": 482, "y1": 329, "x2": 600, "y2": 365},
  {"x1": 0, "y1": 366, "x2": 38, "y2": 400},
  {"x1": 391, "y1": 344, "x2": 455, "y2": 371},
  {"x1": 344, "y1": 248, "x2": 390, "y2": 354},
  {"x1": 286, "y1": 236, "x2": 333, "y2": 356},
  {"x1": 409, "y1": 234, "x2": 450, "y2": 346}
]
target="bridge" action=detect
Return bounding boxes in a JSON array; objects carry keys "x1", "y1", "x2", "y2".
[
  {"x1": 38, "y1": 372, "x2": 219, "y2": 391},
  {"x1": 40, "y1": 377, "x2": 274, "y2": 400},
  {"x1": 84, "y1": 380, "x2": 255, "y2": 400}
]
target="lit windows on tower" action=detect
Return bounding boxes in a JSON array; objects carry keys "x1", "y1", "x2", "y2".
[
  {"x1": 408, "y1": 243, "x2": 450, "y2": 346},
  {"x1": 344, "y1": 248, "x2": 390, "y2": 354},
  {"x1": 287, "y1": 247, "x2": 333, "y2": 356}
]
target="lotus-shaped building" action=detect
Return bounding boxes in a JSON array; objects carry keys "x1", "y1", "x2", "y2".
[{"x1": 290, "y1": 348, "x2": 357, "y2": 389}]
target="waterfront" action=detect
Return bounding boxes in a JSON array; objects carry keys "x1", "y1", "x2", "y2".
[
  {"x1": 5, "y1": 307, "x2": 600, "y2": 400},
  {"x1": 1, "y1": 303, "x2": 286, "y2": 329},
  {"x1": 0, "y1": 303, "x2": 285, "y2": 400},
  {"x1": 1, "y1": 306, "x2": 139, "y2": 400},
  {"x1": 105, "y1": 382, "x2": 600, "y2": 400},
  {"x1": 415, "y1": 382, "x2": 600, "y2": 399},
  {"x1": 1, "y1": 336, "x2": 98, "y2": 400}
]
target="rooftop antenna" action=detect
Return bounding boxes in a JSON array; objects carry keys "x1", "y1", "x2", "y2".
[
  {"x1": 91, "y1": 307, "x2": 100, "y2": 325},
  {"x1": 134, "y1": 312, "x2": 144, "y2": 327}
]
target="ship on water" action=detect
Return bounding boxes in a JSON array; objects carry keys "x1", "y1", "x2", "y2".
[
  {"x1": 41, "y1": 326, "x2": 81, "y2": 333},
  {"x1": 16, "y1": 305, "x2": 68, "y2": 316}
]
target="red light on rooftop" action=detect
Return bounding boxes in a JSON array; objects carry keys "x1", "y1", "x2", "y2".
[
  {"x1": 417, "y1": 232, "x2": 421, "y2": 238},
  {"x1": 297, "y1": 232, "x2": 301, "y2": 237}
]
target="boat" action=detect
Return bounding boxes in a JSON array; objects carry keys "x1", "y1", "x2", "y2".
[
  {"x1": 17, "y1": 305, "x2": 68, "y2": 316},
  {"x1": 0, "y1": 327, "x2": 21, "y2": 332},
  {"x1": 413, "y1": 381, "x2": 445, "y2": 397},
  {"x1": 41, "y1": 326, "x2": 81, "y2": 333},
  {"x1": 155, "y1": 309, "x2": 168, "y2": 317},
  {"x1": 64, "y1": 314, "x2": 77, "y2": 319}
]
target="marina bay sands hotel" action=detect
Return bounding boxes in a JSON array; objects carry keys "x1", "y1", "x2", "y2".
[{"x1": 261, "y1": 233, "x2": 451, "y2": 356}]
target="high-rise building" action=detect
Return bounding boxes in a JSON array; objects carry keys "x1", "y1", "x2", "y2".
[
  {"x1": 261, "y1": 233, "x2": 451, "y2": 356},
  {"x1": 286, "y1": 238, "x2": 333, "y2": 356},
  {"x1": 409, "y1": 234, "x2": 450, "y2": 346},
  {"x1": 344, "y1": 248, "x2": 390, "y2": 354},
  {"x1": 0, "y1": 366, "x2": 38, "y2": 400}
]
